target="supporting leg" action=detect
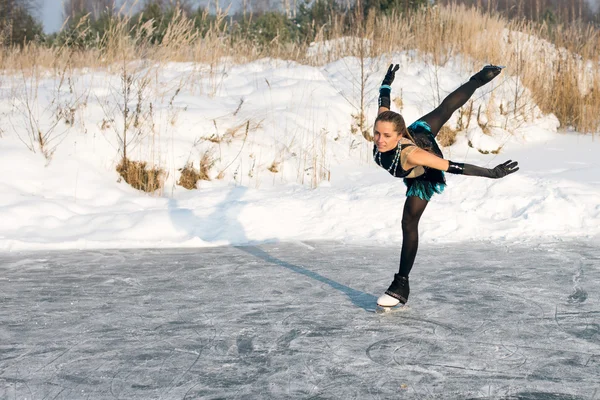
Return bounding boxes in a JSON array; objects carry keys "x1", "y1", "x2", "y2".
[{"x1": 398, "y1": 195, "x2": 429, "y2": 277}]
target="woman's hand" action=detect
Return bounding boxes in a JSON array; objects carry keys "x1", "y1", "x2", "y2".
[
  {"x1": 378, "y1": 64, "x2": 400, "y2": 112},
  {"x1": 489, "y1": 160, "x2": 519, "y2": 178},
  {"x1": 382, "y1": 64, "x2": 400, "y2": 87},
  {"x1": 447, "y1": 159, "x2": 520, "y2": 178}
]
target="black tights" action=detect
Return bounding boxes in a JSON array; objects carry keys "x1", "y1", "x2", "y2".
[
  {"x1": 398, "y1": 196, "x2": 429, "y2": 277},
  {"x1": 419, "y1": 80, "x2": 479, "y2": 136},
  {"x1": 396, "y1": 80, "x2": 479, "y2": 277}
]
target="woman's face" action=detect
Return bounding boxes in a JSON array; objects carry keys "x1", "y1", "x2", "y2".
[{"x1": 374, "y1": 121, "x2": 401, "y2": 152}]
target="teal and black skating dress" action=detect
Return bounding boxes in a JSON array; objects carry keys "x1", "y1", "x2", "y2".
[{"x1": 373, "y1": 120, "x2": 446, "y2": 201}]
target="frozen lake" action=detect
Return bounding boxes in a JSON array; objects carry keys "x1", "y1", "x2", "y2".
[{"x1": 1, "y1": 240, "x2": 599, "y2": 399}]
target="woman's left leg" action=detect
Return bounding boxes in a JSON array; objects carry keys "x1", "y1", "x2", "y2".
[
  {"x1": 398, "y1": 195, "x2": 429, "y2": 277},
  {"x1": 378, "y1": 195, "x2": 430, "y2": 307}
]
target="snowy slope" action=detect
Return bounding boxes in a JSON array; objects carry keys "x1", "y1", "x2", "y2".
[{"x1": 0, "y1": 53, "x2": 599, "y2": 251}]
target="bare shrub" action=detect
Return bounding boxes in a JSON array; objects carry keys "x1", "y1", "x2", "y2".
[
  {"x1": 393, "y1": 92, "x2": 403, "y2": 111},
  {"x1": 350, "y1": 111, "x2": 371, "y2": 141},
  {"x1": 223, "y1": 120, "x2": 262, "y2": 142},
  {"x1": 10, "y1": 59, "x2": 80, "y2": 161},
  {"x1": 268, "y1": 160, "x2": 280, "y2": 173},
  {"x1": 199, "y1": 151, "x2": 214, "y2": 181},
  {"x1": 98, "y1": 61, "x2": 154, "y2": 163},
  {"x1": 116, "y1": 158, "x2": 164, "y2": 193},
  {"x1": 437, "y1": 125, "x2": 458, "y2": 147},
  {"x1": 457, "y1": 101, "x2": 474, "y2": 131},
  {"x1": 177, "y1": 162, "x2": 202, "y2": 189}
]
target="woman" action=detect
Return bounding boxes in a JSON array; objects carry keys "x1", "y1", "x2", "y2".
[{"x1": 374, "y1": 64, "x2": 519, "y2": 310}]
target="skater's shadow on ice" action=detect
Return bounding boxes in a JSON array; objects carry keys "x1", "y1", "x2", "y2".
[
  {"x1": 239, "y1": 246, "x2": 378, "y2": 313},
  {"x1": 167, "y1": 186, "x2": 376, "y2": 312}
]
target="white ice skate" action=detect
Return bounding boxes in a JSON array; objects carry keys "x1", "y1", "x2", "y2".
[
  {"x1": 375, "y1": 274, "x2": 409, "y2": 314},
  {"x1": 375, "y1": 293, "x2": 407, "y2": 314}
]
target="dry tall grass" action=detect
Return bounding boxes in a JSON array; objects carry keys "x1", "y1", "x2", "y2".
[{"x1": 2, "y1": 3, "x2": 598, "y2": 132}]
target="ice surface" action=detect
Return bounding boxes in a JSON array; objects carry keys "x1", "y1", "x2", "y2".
[{"x1": 1, "y1": 240, "x2": 598, "y2": 399}]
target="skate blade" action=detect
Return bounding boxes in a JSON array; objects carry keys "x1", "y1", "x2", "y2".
[{"x1": 375, "y1": 304, "x2": 408, "y2": 314}]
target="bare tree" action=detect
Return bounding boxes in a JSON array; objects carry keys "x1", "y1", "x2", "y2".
[
  {"x1": 63, "y1": 0, "x2": 86, "y2": 20},
  {"x1": 63, "y1": 0, "x2": 114, "y2": 22},
  {"x1": 0, "y1": 0, "x2": 43, "y2": 46},
  {"x1": 90, "y1": 0, "x2": 114, "y2": 19},
  {"x1": 437, "y1": 0, "x2": 596, "y2": 23},
  {"x1": 140, "y1": 0, "x2": 195, "y2": 15},
  {"x1": 250, "y1": 0, "x2": 272, "y2": 14}
]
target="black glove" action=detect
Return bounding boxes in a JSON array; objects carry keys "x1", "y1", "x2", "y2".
[
  {"x1": 379, "y1": 64, "x2": 399, "y2": 109},
  {"x1": 447, "y1": 160, "x2": 519, "y2": 179},
  {"x1": 469, "y1": 65, "x2": 503, "y2": 87},
  {"x1": 382, "y1": 64, "x2": 399, "y2": 87}
]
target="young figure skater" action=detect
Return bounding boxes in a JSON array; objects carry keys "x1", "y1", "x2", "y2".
[{"x1": 374, "y1": 64, "x2": 519, "y2": 310}]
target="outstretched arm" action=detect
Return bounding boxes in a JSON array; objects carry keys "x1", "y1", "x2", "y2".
[
  {"x1": 418, "y1": 65, "x2": 503, "y2": 136},
  {"x1": 406, "y1": 148, "x2": 519, "y2": 179},
  {"x1": 377, "y1": 64, "x2": 399, "y2": 115}
]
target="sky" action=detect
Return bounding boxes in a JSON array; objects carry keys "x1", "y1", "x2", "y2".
[
  {"x1": 39, "y1": 0, "x2": 64, "y2": 33},
  {"x1": 1, "y1": 37, "x2": 600, "y2": 251},
  {"x1": 37, "y1": 0, "x2": 239, "y2": 33}
]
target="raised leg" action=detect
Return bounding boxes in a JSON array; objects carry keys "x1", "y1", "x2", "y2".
[{"x1": 417, "y1": 80, "x2": 479, "y2": 137}]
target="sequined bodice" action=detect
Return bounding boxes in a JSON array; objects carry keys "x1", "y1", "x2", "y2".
[{"x1": 372, "y1": 142, "x2": 416, "y2": 178}]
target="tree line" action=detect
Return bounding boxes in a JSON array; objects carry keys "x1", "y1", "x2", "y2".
[{"x1": 1, "y1": 0, "x2": 599, "y2": 48}]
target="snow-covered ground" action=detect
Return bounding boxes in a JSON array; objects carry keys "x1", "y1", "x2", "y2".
[{"x1": 1, "y1": 53, "x2": 599, "y2": 251}]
